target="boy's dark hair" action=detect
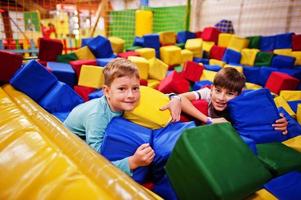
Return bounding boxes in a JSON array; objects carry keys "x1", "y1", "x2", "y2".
[
  {"x1": 213, "y1": 67, "x2": 246, "y2": 94},
  {"x1": 103, "y1": 58, "x2": 140, "y2": 86}
]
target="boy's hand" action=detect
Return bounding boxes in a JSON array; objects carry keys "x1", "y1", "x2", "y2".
[
  {"x1": 160, "y1": 97, "x2": 181, "y2": 122},
  {"x1": 272, "y1": 113, "x2": 288, "y2": 135},
  {"x1": 128, "y1": 143, "x2": 155, "y2": 170},
  {"x1": 211, "y1": 117, "x2": 228, "y2": 124}
]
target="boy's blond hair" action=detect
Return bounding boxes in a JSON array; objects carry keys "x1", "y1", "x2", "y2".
[
  {"x1": 103, "y1": 58, "x2": 140, "y2": 86},
  {"x1": 213, "y1": 67, "x2": 246, "y2": 94}
]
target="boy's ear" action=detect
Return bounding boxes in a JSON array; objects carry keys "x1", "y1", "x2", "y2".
[{"x1": 103, "y1": 85, "x2": 110, "y2": 97}]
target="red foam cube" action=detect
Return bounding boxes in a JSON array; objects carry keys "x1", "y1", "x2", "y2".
[
  {"x1": 182, "y1": 61, "x2": 204, "y2": 82},
  {"x1": 292, "y1": 34, "x2": 301, "y2": 51},
  {"x1": 158, "y1": 71, "x2": 190, "y2": 94},
  {"x1": 0, "y1": 50, "x2": 23, "y2": 84},
  {"x1": 180, "y1": 99, "x2": 209, "y2": 124},
  {"x1": 117, "y1": 51, "x2": 140, "y2": 59},
  {"x1": 69, "y1": 59, "x2": 97, "y2": 78},
  {"x1": 201, "y1": 27, "x2": 220, "y2": 44},
  {"x1": 74, "y1": 85, "x2": 96, "y2": 102},
  {"x1": 210, "y1": 45, "x2": 226, "y2": 60},
  {"x1": 265, "y1": 72, "x2": 300, "y2": 95},
  {"x1": 38, "y1": 37, "x2": 63, "y2": 62}
]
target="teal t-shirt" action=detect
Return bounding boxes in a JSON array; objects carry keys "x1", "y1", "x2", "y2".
[{"x1": 64, "y1": 96, "x2": 132, "y2": 175}]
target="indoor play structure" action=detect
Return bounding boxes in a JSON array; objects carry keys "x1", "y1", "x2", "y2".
[{"x1": 1, "y1": 0, "x2": 301, "y2": 200}]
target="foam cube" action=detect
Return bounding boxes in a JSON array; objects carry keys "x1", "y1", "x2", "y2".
[
  {"x1": 180, "y1": 99, "x2": 209, "y2": 122},
  {"x1": 157, "y1": 71, "x2": 190, "y2": 94},
  {"x1": 204, "y1": 64, "x2": 221, "y2": 72},
  {"x1": 159, "y1": 31, "x2": 176, "y2": 46},
  {"x1": 135, "y1": 48, "x2": 156, "y2": 59},
  {"x1": 10, "y1": 60, "x2": 57, "y2": 101},
  {"x1": 47, "y1": 62, "x2": 76, "y2": 87},
  {"x1": 165, "y1": 123, "x2": 272, "y2": 200},
  {"x1": 185, "y1": 38, "x2": 203, "y2": 58},
  {"x1": 274, "y1": 33, "x2": 293, "y2": 49},
  {"x1": 209, "y1": 45, "x2": 226, "y2": 60},
  {"x1": 78, "y1": 65, "x2": 104, "y2": 89},
  {"x1": 135, "y1": 10, "x2": 152, "y2": 37},
  {"x1": 260, "y1": 35, "x2": 276, "y2": 51},
  {"x1": 265, "y1": 72, "x2": 299, "y2": 95},
  {"x1": 88, "y1": 89, "x2": 104, "y2": 100},
  {"x1": 222, "y1": 48, "x2": 241, "y2": 64},
  {"x1": 258, "y1": 67, "x2": 276, "y2": 86},
  {"x1": 123, "y1": 86, "x2": 171, "y2": 129},
  {"x1": 209, "y1": 58, "x2": 225, "y2": 67},
  {"x1": 292, "y1": 51, "x2": 301, "y2": 65},
  {"x1": 254, "y1": 52, "x2": 273, "y2": 66},
  {"x1": 283, "y1": 135, "x2": 301, "y2": 152},
  {"x1": 271, "y1": 55, "x2": 295, "y2": 68},
  {"x1": 280, "y1": 90, "x2": 301, "y2": 101},
  {"x1": 228, "y1": 35, "x2": 249, "y2": 52},
  {"x1": 201, "y1": 27, "x2": 220, "y2": 43},
  {"x1": 240, "y1": 48, "x2": 260, "y2": 66},
  {"x1": 148, "y1": 58, "x2": 168, "y2": 81},
  {"x1": 273, "y1": 48, "x2": 292, "y2": 57},
  {"x1": 143, "y1": 34, "x2": 160, "y2": 50},
  {"x1": 81, "y1": 37, "x2": 93, "y2": 47},
  {"x1": 200, "y1": 69, "x2": 217, "y2": 82},
  {"x1": 182, "y1": 61, "x2": 204, "y2": 82},
  {"x1": 108, "y1": 36, "x2": 125, "y2": 53},
  {"x1": 247, "y1": 36, "x2": 261, "y2": 49},
  {"x1": 160, "y1": 46, "x2": 182, "y2": 66},
  {"x1": 0, "y1": 50, "x2": 23, "y2": 83},
  {"x1": 218, "y1": 33, "x2": 233, "y2": 47},
  {"x1": 181, "y1": 49, "x2": 193, "y2": 64},
  {"x1": 245, "y1": 82, "x2": 262, "y2": 90},
  {"x1": 74, "y1": 85, "x2": 96, "y2": 102},
  {"x1": 127, "y1": 56, "x2": 149, "y2": 80},
  {"x1": 38, "y1": 38, "x2": 63, "y2": 62},
  {"x1": 73, "y1": 46, "x2": 96, "y2": 60},
  {"x1": 96, "y1": 58, "x2": 115, "y2": 67},
  {"x1": 56, "y1": 52, "x2": 78, "y2": 63},
  {"x1": 243, "y1": 66, "x2": 261, "y2": 85},
  {"x1": 298, "y1": 104, "x2": 301, "y2": 124},
  {"x1": 86, "y1": 35, "x2": 113, "y2": 58},
  {"x1": 69, "y1": 59, "x2": 97, "y2": 78},
  {"x1": 202, "y1": 41, "x2": 215, "y2": 52},
  {"x1": 292, "y1": 34, "x2": 301, "y2": 51},
  {"x1": 177, "y1": 31, "x2": 196, "y2": 43},
  {"x1": 117, "y1": 51, "x2": 140, "y2": 59},
  {"x1": 274, "y1": 96, "x2": 296, "y2": 117},
  {"x1": 147, "y1": 79, "x2": 160, "y2": 89}
]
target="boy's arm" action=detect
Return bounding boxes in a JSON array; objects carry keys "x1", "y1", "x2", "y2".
[{"x1": 112, "y1": 158, "x2": 132, "y2": 176}]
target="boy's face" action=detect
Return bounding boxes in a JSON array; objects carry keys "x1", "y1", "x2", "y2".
[
  {"x1": 210, "y1": 85, "x2": 239, "y2": 111},
  {"x1": 104, "y1": 76, "x2": 140, "y2": 112}
]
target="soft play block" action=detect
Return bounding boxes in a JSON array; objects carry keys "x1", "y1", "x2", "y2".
[
  {"x1": 202, "y1": 41, "x2": 215, "y2": 53},
  {"x1": 123, "y1": 86, "x2": 171, "y2": 129},
  {"x1": 86, "y1": 35, "x2": 113, "y2": 58},
  {"x1": 152, "y1": 121, "x2": 196, "y2": 181},
  {"x1": 271, "y1": 55, "x2": 295, "y2": 68},
  {"x1": 160, "y1": 45, "x2": 182, "y2": 66},
  {"x1": 260, "y1": 35, "x2": 276, "y2": 51},
  {"x1": 180, "y1": 99, "x2": 209, "y2": 123},
  {"x1": 157, "y1": 71, "x2": 190, "y2": 94},
  {"x1": 228, "y1": 35, "x2": 249, "y2": 52},
  {"x1": 159, "y1": 31, "x2": 176, "y2": 46},
  {"x1": 209, "y1": 58, "x2": 225, "y2": 67},
  {"x1": 245, "y1": 82, "x2": 262, "y2": 90},
  {"x1": 153, "y1": 175, "x2": 178, "y2": 200},
  {"x1": 247, "y1": 36, "x2": 261, "y2": 49},
  {"x1": 165, "y1": 123, "x2": 272, "y2": 200},
  {"x1": 201, "y1": 27, "x2": 220, "y2": 43},
  {"x1": 47, "y1": 62, "x2": 76, "y2": 87},
  {"x1": 147, "y1": 79, "x2": 160, "y2": 89},
  {"x1": 127, "y1": 56, "x2": 149, "y2": 80},
  {"x1": 108, "y1": 36, "x2": 125, "y2": 53},
  {"x1": 222, "y1": 48, "x2": 242, "y2": 64},
  {"x1": 292, "y1": 34, "x2": 301, "y2": 51},
  {"x1": 204, "y1": 64, "x2": 221, "y2": 72},
  {"x1": 292, "y1": 51, "x2": 301, "y2": 65},
  {"x1": 280, "y1": 90, "x2": 301, "y2": 101},
  {"x1": 185, "y1": 38, "x2": 203, "y2": 58},
  {"x1": 39, "y1": 81, "x2": 83, "y2": 113},
  {"x1": 240, "y1": 49, "x2": 260, "y2": 66},
  {"x1": 256, "y1": 142, "x2": 301, "y2": 176},
  {"x1": 148, "y1": 58, "x2": 168, "y2": 81},
  {"x1": 278, "y1": 107, "x2": 301, "y2": 142},
  {"x1": 265, "y1": 72, "x2": 299, "y2": 95},
  {"x1": 283, "y1": 135, "x2": 301, "y2": 153},
  {"x1": 273, "y1": 48, "x2": 292, "y2": 57},
  {"x1": 88, "y1": 89, "x2": 103, "y2": 100},
  {"x1": 200, "y1": 69, "x2": 217, "y2": 82},
  {"x1": 74, "y1": 85, "x2": 96, "y2": 102},
  {"x1": 96, "y1": 58, "x2": 115, "y2": 67},
  {"x1": 73, "y1": 46, "x2": 96, "y2": 60},
  {"x1": 135, "y1": 10, "x2": 153, "y2": 37},
  {"x1": 298, "y1": 104, "x2": 301, "y2": 124},
  {"x1": 182, "y1": 61, "x2": 204, "y2": 82},
  {"x1": 38, "y1": 38, "x2": 63, "y2": 62},
  {"x1": 247, "y1": 189, "x2": 277, "y2": 200},
  {"x1": 135, "y1": 48, "x2": 156, "y2": 59},
  {"x1": 81, "y1": 37, "x2": 94, "y2": 47},
  {"x1": 264, "y1": 171, "x2": 301, "y2": 200},
  {"x1": 274, "y1": 96, "x2": 296, "y2": 117},
  {"x1": 240, "y1": 135, "x2": 257, "y2": 155},
  {"x1": 274, "y1": 33, "x2": 293, "y2": 49},
  {"x1": 177, "y1": 31, "x2": 196, "y2": 44},
  {"x1": 228, "y1": 89, "x2": 286, "y2": 143},
  {"x1": 218, "y1": 33, "x2": 233, "y2": 47},
  {"x1": 209, "y1": 45, "x2": 226, "y2": 60},
  {"x1": 0, "y1": 50, "x2": 23, "y2": 83},
  {"x1": 101, "y1": 117, "x2": 152, "y2": 183},
  {"x1": 192, "y1": 80, "x2": 212, "y2": 91},
  {"x1": 117, "y1": 51, "x2": 140, "y2": 59},
  {"x1": 143, "y1": 34, "x2": 160, "y2": 50},
  {"x1": 181, "y1": 49, "x2": 193, "y2": 63},
  {"x1": 10, "y1": 60, "x2": 57, "y2": 101},
  {"x1": 69, "y1": 59, "x2": 97, "y2": 78},
  {"x1": 78, "y1": 65, "x2": 104, "y2": 89},
  {"x1": 258, "y1": 67, "x2": 277, "y2": 86},
  {"x1": 287, "y1": 100, "x2": 301, "y2": 113},
  {"x1": 254, "y1": 52, "x2": 273, "y2": 66},
  {"x1": 56, "y1": 52, "x2": 78, "y2": 63},
  {"x1": 133, "y1": 36, "x2": 144, "y2": 47}
]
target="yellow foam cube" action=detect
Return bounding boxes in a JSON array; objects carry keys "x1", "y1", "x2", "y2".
[
  {"x1": 224, "y1": 64, "x2": 243, "y2": 73},
  {"x1": 283, "y1": 135, "x2": 301, "y2": 152},
  {"x1": 159, "y1": 31, "x2": 176, "y2": 46},
  {"x1": 245, "y1": 82, "x2": 262, "y2": 90},
  {"x1": 280, "y1": 90, "x2": 301, "y2": 101},
  {"x1": 181, "y1": 49, "x2": 193, "y2": 64},
  {"x1": 147, "y1": 79, "x2": 160, "y2": 88},
  {"x1": 148, "y1": 58, "x2": 168, "y2": 80},
  {"x1": 135, "y1": 10, "x2": 153, "y2": 37},
  {"x1": 108, "y1": 36, "x2": 125, "y2": 53},
  {"x1": 160, "y1": 45, "x2": 182, "y2": 66},
  {"x1": 247, "y1": 189, "x2": 277, "y2": 200},
  {"x1": 74, "y1": 46, "x2": 95, "y2": 60},
  {"x1": 297, "y1": 104, "x2": 301, "y2": 124},
  {"x1": 274, "y1": 96, "x2": 296, "y2": 117},
  {"x1": 218, "y1": 33, "x2": 233, "y2": 47},
  {"x1": 240, "y1": 48, "x2": 260, "y2": 66},
  {"x1": 200, "y1": 70, "x2": 217, "y2": 82},
  {"x1": 128, "y1": 56, "x2": 149, "y2": 80},
  {"x1": 202, "y1": 41, "x2": 215, "y2": 52},
  {"x1": 185, "y1": 38, "x2": 203, "y2": 58},
  {"x1": 78, "y1": 65, "x2": 104, "y2": 89},
  {"x1": 209, "y1": 59, "x2": 225, "y2": 67},
  {"x1": 135, "y1": 48, "x2": 156, "y2": 59},
  {"x1": 124, "y1": 86, "x2": 171, "y2": 129},
  {"x1": 273, "y1": 48, "x2": 292, "y2": 57},
  {"x1": 228, "y1": 35, "x2": 249, "y2": 52},
  {"x1": 292, "y1": 51, "x2": 301, "y2": 65}
]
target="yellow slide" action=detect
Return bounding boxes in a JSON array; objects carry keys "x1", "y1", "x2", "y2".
[{"x1": 0, "y1": 84, "x2": 161, "y2": 200}]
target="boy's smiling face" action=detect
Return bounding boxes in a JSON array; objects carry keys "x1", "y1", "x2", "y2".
[
  {"x1": 210, "y1": 85, "x2": 239, "y2": 111},
  {"x1": 104, "y1": 75, "x2": 140, "y2": 112}
]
